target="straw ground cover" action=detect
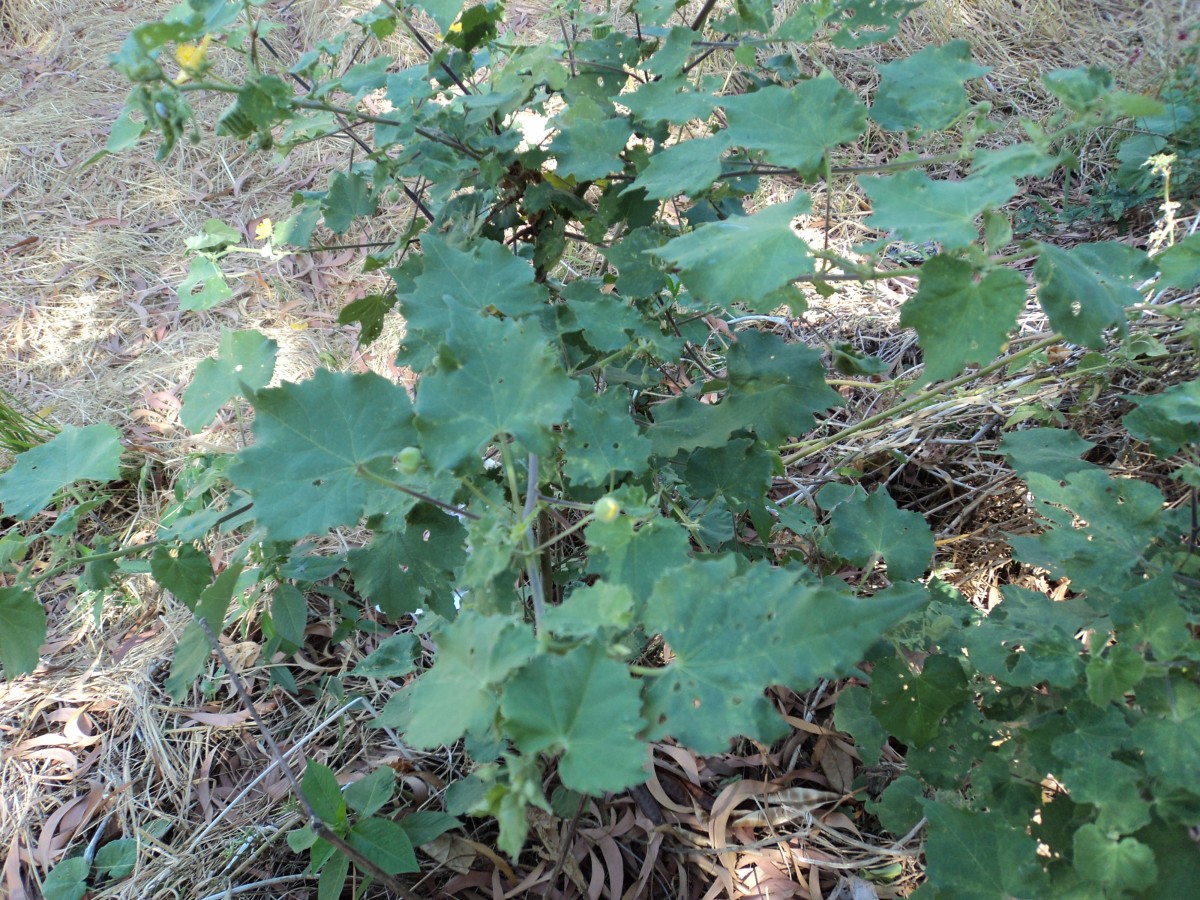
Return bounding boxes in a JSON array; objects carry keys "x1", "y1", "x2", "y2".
[{"x1": 1, "y1": 0, "x2": 1198, "y2": 898}]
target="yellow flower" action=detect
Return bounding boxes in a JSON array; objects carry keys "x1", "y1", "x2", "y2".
[
  {"x1": 255, "y1": 218, "x2": 273, "y2": 241},
  {"x1": 173, "y1": 34, "x2": 212, "y2": 84}
]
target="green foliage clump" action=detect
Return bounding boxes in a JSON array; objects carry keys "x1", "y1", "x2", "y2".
[{"x1": 5, "y1": 1, "x2": 1200, "y2": 896}]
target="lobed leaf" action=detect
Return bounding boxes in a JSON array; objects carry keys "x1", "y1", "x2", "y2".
[{"x1": 0, "y1": 424, "x2": 123, "y2": 520}]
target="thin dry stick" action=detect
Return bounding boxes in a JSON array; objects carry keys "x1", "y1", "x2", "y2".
[
  {"x1": 186, "y1": 696, "x2": 367, "y2": 852},
  {"x1": 195, "y1": 618, "x2": 419, "y2": 899}
]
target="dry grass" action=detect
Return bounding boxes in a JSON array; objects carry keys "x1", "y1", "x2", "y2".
[{"x1": 1, "y1": 0, "x2": 1197, "y2": 897}]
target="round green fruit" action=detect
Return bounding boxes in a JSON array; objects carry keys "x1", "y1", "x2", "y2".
[
  {"x1": 593, "y1": 496, "x2": 620, "y2": 523},
  {"x1": 397, "y1": 446, "x2": 422, "y2": 474}
]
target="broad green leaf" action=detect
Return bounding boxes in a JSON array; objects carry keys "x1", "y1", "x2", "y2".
[
  {"x1": 628, "y1": 136, "x2": 727, "y2": 199},
  {"x1": 1043, "y1": 66, "x2": 1115, "y2": 114},
  {"x1": 1011, "y1": 470, "x2": 1163, "y2": 596},
  {"x1": 414, "y1": 302, "x2": 578, "y2": 470},
  {"x1": 417, "y1": 0, "x2": 466, "y2": 32},
  {"x1": 347, "y1": 507, "x2": 466, "y2": 618},
  {"x1": 861, "y1": 168, "x2": 1017, "y2": 250},
  {"x1": 409, "y1": 234, "x2": 548, "y2": 325},
  {"x1": 150, "y1": 543, "x2": 214, "y2": 606},
  {"x1": 827, "y1": 489, "x2": 933, "y2": 581},
  {"x1": 1136, "y1": 812, "x2": 1200, "y2": 896},
  {"x1": 959, "y1": 586, "x2": 1087, "y2": 688},
  {"x1": 646, "y1": 396, "x2": 745, "y2": 456},
  {"x1": 723, "y1": 75, "x2": 865, "y2": 176},
  {"x1": 1123, "y1": 378, "x2": 1200, "y2": 457},
  {"x1": 1050, "y1": 705, "x2": 1134, "y2": 768},
  {"x1": 622, "y1": 76, "x2": 717, "y2": 125},
  {"x1": 543, "y1": 582, "x2": 634, "y2": 638},
  {"x1": 231, "y1": 370, "x2": 418, "y2": 541},
  {"x1": 641, "y1": 26, "x2": 697, "y2": 77},
  {"x1": 1134, "y1": 712, "x2": 1200, "y2": 795},
  {"x1": 971, "y1": 143, "x2": 1059, "y2": 182},
  {"x1": 562, "y1": 390, "x2": 653, "y2": 487},
  {"x1": 871, "y1": 41, "x2": 989, "y2": 133},
  {"x1": 1059, "y1": 757, "x2": 1151, "y2": 835},
  {"x1": 192, "y1": 562, "x2": 244, "y2": 627},
  {"x1": 599, "y1": 230, "x2": 671, "y2": 299},
  {"x1": 1155, "y1": 232, "x2": 1200, "y2": 290},
  {"x1": 459, "y1": 501, "x2": 523, "y2": 599},
  {"x1": 348, "y1": 817, "x2": 419, "y2": 874},
  {"x1": 181, "y1": 329, "x2": 278, "y2": 432},
  {"x1": 338, "y1": 293, "x2": 395, "y2": 345},
  {"x1": 317, "y1": 851, "x2": 349, "y2": 900},
  {"x1": 41, "y1": 857, "x2": 89, "y2": 900},
  {"x1": 549, "y1": 97, "x2": 631, "y2": 181},
  {"x1": 643, "y1": 557, "x2": 925, "y2": 753},
  {"x1": 999, "y1": 427, "x2": 1098, "y2": 481},
  {"x1": 107, "y1": 108, "x2": 147, "y2": 153},
  {"x1": 270, "y1": 583, "x2": 308, "y2": 647},
  {"x1": 773, "y1": 0, "x2": 837, "y2": 41},
  {"x1": 831, "y1": 0, "x2": 922, "y2": 49},
  {"x1": 1086, "y1": 643, "x2": 1146, "y2": 707},
  {"x1": 900, "y1": 257, "x2": 1027, "y2": 383},
  {"x1": 352, "y1": 633, "x2": 418, "y2": 678},
  {"x1": 398, "y1": 810, "x2": 461, "y2": 845},
  {"x1": 868, "y1": 775, "x2": 925, "y2": 836},
  {"x1": 344, "y1": 767, "x2": 395, "y2": 818},
  {"x1": 185, "y1": 219, "x2": 241, "y2": 254},
  {"x1": 502, "y1": 641, "x2": 648, "y2": 794},
  {"x1": 1073, "y1": 826, "x2": 1157, "y2": 892},
  {"x1": 165, "y1": 620, "x2": 210, "y2": 700},
  {"x1": 870, "y1": 654, "x2": 968, "y2": 746},
  {"x1": 683, "y1": 438, "x2": 774, "y2": 508},
  {"x1": 0, "y1": 587, "x2": 46, "y2": 678},
  {"x1": 0, "y1": 424, "x2": 123, "y2": 520},
  {"x1": 721, "y1": 330, "x2": 842, "y2": 445},
  {"x1": 833, "y1": 684, "x2": 888, "y2": 766},
  {"x1": 303, "y1": 759, "x2": 348, "y2": 825},
  {"x1": 337, "y1": 56, "x2": 392, "y2": 100},
  {"x1": 94, "y1": 838, "x2": 138, "y2": 880},
  {"x1": 322, "y1": 171, "x2": 376, "y2": 234},
  {"x1": 922, "y1": 802, "x2": 1047, "y2": 898},
  {"x1": 1034, "y1": 242, "x2": 1153, "y2": 347},
  {"x1": 404, "y1": 613, "x2": 536, "y2": 747},
  {"x1": 178, "y1": 255, "x2": 233, "y2": 311},
  {"x1": 585, "y1": 515, "x2": 692, "y2": 611},
  {"x1": 654, "y1": 195, "x2": 814, "y2": 306}
]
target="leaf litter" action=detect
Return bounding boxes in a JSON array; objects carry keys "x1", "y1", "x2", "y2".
[{"x1": 0, "y1": 0, "x2": 1197, "y2": 897}]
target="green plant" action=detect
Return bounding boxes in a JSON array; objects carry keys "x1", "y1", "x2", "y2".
[
  {"x1": 0, "y1": 387, "x2": 56, "y2": 456},
  {"x1": 4, "y1": 0, "x2": 1200, "y2": 895},
  {"x1": 41, "y1": 838, "x2": 138, "y2": 900},
  {"x1": 1032, "y1": 36, "x2": 1200, "y2": 233}
]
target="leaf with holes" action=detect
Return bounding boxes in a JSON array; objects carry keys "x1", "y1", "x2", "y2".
[
  {"x1": 1034, "y1": 242, "x2": 1154, "y2": 347},
  {"x1": 562, "y1": 390, "x2": 653, "y2": 487},
  {"x1": 0, "y1": 424, "x2": 123, "y2": 520},
  {"x1": 182, "y1": 329, "x2": 277, "y2": 432},
  {"x1": 347, "y1": 506, "x2": 467, "y2": 618}
]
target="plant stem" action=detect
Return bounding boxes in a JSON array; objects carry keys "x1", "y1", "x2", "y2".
[
  {"x1": 354, "y1": 466, "x2": 479, "y2": 519},
  {"x1": 780, "y1": 335, "x2": 1063, "y2": 465}
]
